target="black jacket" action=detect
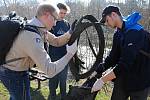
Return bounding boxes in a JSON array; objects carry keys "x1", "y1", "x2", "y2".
[{"x1": 102, "y1": 22, "x2": 150, "y2": 91}]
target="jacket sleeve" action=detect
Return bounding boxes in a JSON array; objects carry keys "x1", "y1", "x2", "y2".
[
  {"x1": 103, "y1": 32, "x2": 121, "y2": 70},
  {"x1": 47, "y1": 31, "x2": 71, "y2": 47},
  {"x1": 18, "y1": 31, "x2": 73, "y2": 78},
  {"x1": 113, "y1": 30, "x2": 145, "y2": 77}
]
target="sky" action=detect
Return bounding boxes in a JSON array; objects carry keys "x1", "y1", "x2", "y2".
[
  {"x1": 37, "y1": 0, "x2": 127, "y2": 5},
  {"x1": 37, "y1": 0, "x2": 149, "y2": 5},
  {"x1": 107, "y1": 0, "x2": 125, "y2": 3},
  {"x1": 37, "y1": 0, "x2": 91, "y2": 4}
]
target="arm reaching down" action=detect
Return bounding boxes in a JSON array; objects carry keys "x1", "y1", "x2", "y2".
[
  {"x1": 91, "y1": 69, "x2": 116, "y2": 92},
  {"x1": 19, "y1": 31, "x2": 77, "y2": 78},
  {"x1": 47, "y1": 31, "x2": 71, "y2": 47},
  {"x1": 47, "y1": 20, "x2": 78, "y2": 47}
]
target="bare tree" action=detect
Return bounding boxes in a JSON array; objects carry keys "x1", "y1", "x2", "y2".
[{"x1": 2, "y1": 0, "x2": 9, "y2": 13}]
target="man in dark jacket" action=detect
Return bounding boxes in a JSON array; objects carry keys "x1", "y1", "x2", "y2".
[
  {"x1": 48, "y1": 3, "x2": 70, "y2": 100},
  {"x1": 91, "y1": 6, "x2": 150, "y2": 100}
]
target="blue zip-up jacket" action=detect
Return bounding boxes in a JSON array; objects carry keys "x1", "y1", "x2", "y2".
[
  {"x1": 101, "y1": 12, "x2": 150, "y2": 91},
  {"x1": 49, "y1": 20, "x2": 70, "y2": 61}
]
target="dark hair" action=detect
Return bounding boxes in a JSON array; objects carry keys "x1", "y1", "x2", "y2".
[
  {"x1": 100, "y1": 5, "x2": 122, "y2": 23},
  {"x1": 115, "y1": 11, "x2": 121, "y2": 16},
  {"x1": 57, "y1": 3, "x2": 67, "y2": 10}
]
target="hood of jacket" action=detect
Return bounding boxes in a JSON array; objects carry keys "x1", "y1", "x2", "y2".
[{"x1": 123, "y1": 12, "x2": 143, "y2": 32}]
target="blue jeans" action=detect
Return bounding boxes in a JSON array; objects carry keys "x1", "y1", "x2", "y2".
[
  {"x1": 0, "y1": 66, "x2": 31, "y2": 100},
  {"x1": 48, "y1": 65, "x2": 68, "y2": 100}
]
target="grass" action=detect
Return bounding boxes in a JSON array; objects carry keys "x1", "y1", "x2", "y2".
[
  {"x1": 0, "y1": 80, "x2": 111, "y2": 100},
  {"x1": 0, "y1": 82, "x2": 9, "y2": 100},
  {"x1": 1, "y1": 80, "x2": 150, "y2": 100}
]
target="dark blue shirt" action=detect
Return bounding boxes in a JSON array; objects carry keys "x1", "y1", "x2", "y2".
[{"x1": 49, "y1": 20, "x2": 70, "y2": 61}]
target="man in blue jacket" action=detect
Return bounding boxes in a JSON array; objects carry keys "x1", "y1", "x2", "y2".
[
  {"x1": 91, "y1": 6, "x2": 150, "y2": 100},
  {"x1": 48, "y1": 3, "x2": 70, "y2": 100}
]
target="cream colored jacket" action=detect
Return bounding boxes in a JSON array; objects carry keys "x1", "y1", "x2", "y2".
[{"x1": 4, "y1": 17, "x2": 72, "y2": 78}]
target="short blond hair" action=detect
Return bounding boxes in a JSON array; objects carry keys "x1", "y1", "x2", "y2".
[{"x1": 36, "y1": 4, "x2": 56, "y2": 17}]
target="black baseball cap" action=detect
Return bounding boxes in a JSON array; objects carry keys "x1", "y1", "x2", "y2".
[{"x1": 100, "y1": 6, "x2": 120, "y2": 23}]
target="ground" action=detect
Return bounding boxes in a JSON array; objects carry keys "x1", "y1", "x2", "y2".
[
  {"x1": 0, "y1": 80, "x2": 111, "y2": 100},
  {"x1": 1, "y1": 80, "x2": 150, "y2": 100}
]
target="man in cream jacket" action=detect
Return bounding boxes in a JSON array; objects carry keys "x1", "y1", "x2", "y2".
[{"x1": 0, "y1": 3, "x2": 77, "y2": 100}]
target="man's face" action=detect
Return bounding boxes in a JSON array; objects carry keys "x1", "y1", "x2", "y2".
[
  {"x1": 58, "y1": 9, "x2": 67, "y2": 20},
  {"x1": 43, "y1": 12, "x2": 58, "y2": 30},
  {"x1": 105, "y1": 12, "x2": 117, "y2": 29}
]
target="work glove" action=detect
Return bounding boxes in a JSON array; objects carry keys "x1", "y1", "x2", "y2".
[
  {"x1": 69, "y1": 20, "x2": 78, "y2": 35},
  {"x1": 66, "y1": 40, "x2": 77, "y2": 56},
  {"x1": 72, "y1": 18, "x2": 87, "y2": 35},
  {"x1": 68, "y1": 18, "x2": 88, "y2": 45},
  {"x1": 91, "y1": 78, "x2": 104, "y2": 93}
]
